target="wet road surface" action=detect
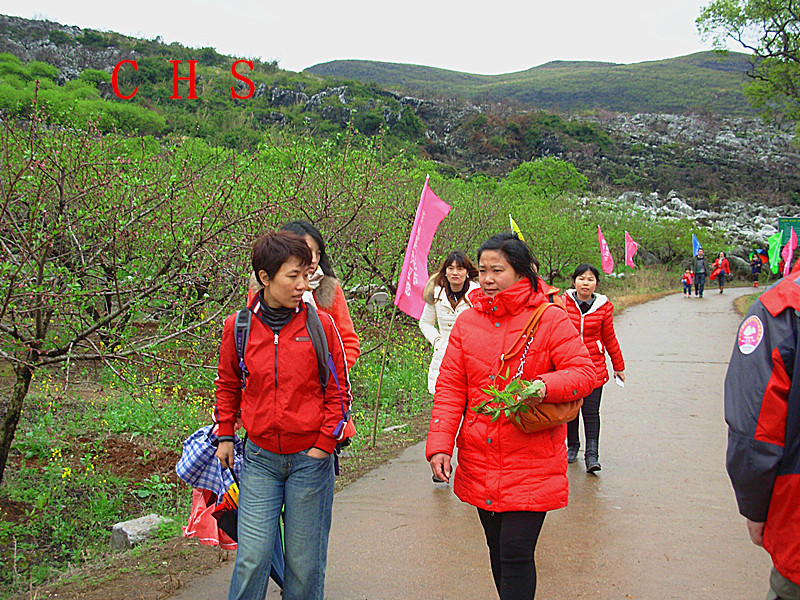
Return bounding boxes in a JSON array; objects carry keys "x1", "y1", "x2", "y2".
[{"x1": 171, "y1": 288, "x2": 772, "y2": 599}]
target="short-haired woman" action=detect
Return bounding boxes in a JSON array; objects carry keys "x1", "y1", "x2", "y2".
[
  {"x1": 216, "y1": 230, "x2": 351, "y2": 600},
  {"x1": 249, "y1": 220, "x2": 360, "y2": 368}
]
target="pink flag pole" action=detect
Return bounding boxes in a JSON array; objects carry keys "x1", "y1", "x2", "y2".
[
  {"x1": 373, "y1": 176, "x2": 451, "y2": 445},
  {"x1": 624, "y1": 231, "x2": 639, "y2": 269},
  {"x1": 782, "y1": 226, "x2": 797, "y2": 276},
  {"x1": 598, "y1": 226, "x2": 615, "y2": 274}
]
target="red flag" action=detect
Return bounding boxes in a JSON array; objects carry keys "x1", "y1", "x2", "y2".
[
  {"x1": 597, "y1": 226, "x2": 614, "y2": 274},
  {"x1": 782, "y1": 226, "x2": 797, "y2": 276},
  {"x1": 395, "y1": 177, "x2": 451, "y2": 319},
  {"x1": 624, "y1": 231, "x2": 638, "y2": 269}
]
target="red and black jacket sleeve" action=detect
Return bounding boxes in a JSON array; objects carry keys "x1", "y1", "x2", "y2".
[{"x1": 724, "y1": 297, "x2": 792, "y2": 522}]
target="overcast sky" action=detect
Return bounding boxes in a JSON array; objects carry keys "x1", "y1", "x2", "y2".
[{"x1": 1, "y1": 1, "x2": 733, "y2": 74}]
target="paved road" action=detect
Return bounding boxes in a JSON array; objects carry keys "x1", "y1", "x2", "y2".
[{"x1": 171, "y1": 288, "x2": 772, "y2": 600}]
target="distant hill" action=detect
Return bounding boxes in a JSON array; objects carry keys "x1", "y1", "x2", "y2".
[
  {"x1": 306, "y1": 52, "x2": 756, "y2": 116},
  {"x1": 2, "y1": 13, "x2": 798, "y2": 203}
]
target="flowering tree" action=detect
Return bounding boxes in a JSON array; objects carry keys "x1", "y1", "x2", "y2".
[{"x1": 0, "y1": 112, "x2": 272, "y2": 485}]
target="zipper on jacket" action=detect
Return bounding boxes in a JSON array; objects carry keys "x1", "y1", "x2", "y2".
[{"x1": 274, "y1": 331, "x2": 281, "y2": 453}]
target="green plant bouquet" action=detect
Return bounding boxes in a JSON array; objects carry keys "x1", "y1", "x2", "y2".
[{"x1": 471, "y1": 378, "x2": 545, "y2": 423}]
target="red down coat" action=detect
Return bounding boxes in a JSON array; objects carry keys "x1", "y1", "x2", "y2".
[
  {"x1": 563, "y1": 290, "x2": 625, "y2": 388},
  {"x1": 425, "y1": 279, "x2": 595, "y2": 512}
]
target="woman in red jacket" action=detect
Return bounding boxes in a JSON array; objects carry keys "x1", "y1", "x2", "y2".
[
  {"x1": 711, "y1": 251, "x2": 732, "y2": 294},
  {"x1": 427, "y1": 232, "x2": 595, "y2": 600},
  {"x1": 563, "y1": 263, "x2": 626, "y2": 473},
  {"x1": 216, "y1": 231, "x2": 351, "y2": 600}
]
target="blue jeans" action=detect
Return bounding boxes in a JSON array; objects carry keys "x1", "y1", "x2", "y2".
[{"x1": 228, "y1": 439, "x2": 334, "y2": 600}]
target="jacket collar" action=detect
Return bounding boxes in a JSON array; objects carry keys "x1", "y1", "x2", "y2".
[
  {"x1": 565, "y1": 289, "x2": 608, "y2": 314},
  {"x1": 470, "y1": 278, "x2": 546, "y2": 317}
]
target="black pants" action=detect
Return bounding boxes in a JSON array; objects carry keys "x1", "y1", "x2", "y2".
[
  {"x1": 567, "y1": 386, "x2": 603, "y2": 445},
  {"x1": 477, "y1": 509, "x2": 547, "y2": 600},
  {"x1": 694, "y1": 273, "x2": 706, "y2": 296}
]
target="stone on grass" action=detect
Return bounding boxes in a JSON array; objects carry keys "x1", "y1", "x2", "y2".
[{"x1": 110, "y1": 514, "x2": 172, "y2": 551}]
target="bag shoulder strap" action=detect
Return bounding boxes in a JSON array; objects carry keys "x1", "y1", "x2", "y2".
[
  {"x1": 496, "y1": 301, "x2": 564, "y2": 380},
  {"x1": 233, "y1": 301, "x2": 331, "y2": 391}
]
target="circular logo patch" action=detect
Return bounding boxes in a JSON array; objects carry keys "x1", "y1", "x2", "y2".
[{"x1": 738, "y1": 315, "x2": 764, "y2": 355}]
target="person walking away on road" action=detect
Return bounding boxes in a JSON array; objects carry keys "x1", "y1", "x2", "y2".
[
  {"x1": 427, "y1": 232, "x2": 595, "y2": 600},
  {"x1": 692, "y1": 248, "x2": 710, "y2": 298},
  {"x1": 681, "y1": 269, "x2": 694, "y2": 297},
  {"x1": 711, "y1": 251, "x2": 732, "y2": 294},
  {"x1": 724, "y1": 266, "x2": 800, "y2": 600},
  {"x1": 750, "y1": 253, "x2": 763, "y2": 287},
  {"x1": 419, "y1": 251, "x2": 480, "y2": 395},
  {"x1": 216, "y1": 231, "x2": 352, "y2": 600},
  {"x1": 563, "y1": 264, "x2": 626, "y2": 473},
  {"x1": 249, "y1": 220, "x2": 360, "y2": 369}
]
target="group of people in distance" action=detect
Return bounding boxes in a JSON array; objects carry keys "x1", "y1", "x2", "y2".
[
  {"x1": 684, "y1": 248, "x2": 732, "y2": 298},
  {"x1": 210, "y1": 223, "x2": 798, "y2": 600}
]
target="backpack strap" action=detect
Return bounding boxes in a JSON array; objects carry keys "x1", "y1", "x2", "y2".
[
  {"x1": 234, "y1": 308, "x2": 252, "y2": 390},
  {"x1": 304, "y1": 303, "x2": 330, "y2": 391}
]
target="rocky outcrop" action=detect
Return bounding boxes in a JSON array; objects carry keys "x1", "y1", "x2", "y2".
[
  {"x1": 601, "y1": 190, "x2": 800, "y2": 267},
  {"x1": 0, "y1": 14, "x2": 136, "y2": 83}
]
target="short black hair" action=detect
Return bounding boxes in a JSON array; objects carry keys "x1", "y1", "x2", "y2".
[{"x1": 252, "y1": 231, "x2": 312, "y2": 284}]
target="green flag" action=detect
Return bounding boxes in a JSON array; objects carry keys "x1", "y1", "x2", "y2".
[{"x1": 768, "y1": 231, "x2": 784, "y2": 274}]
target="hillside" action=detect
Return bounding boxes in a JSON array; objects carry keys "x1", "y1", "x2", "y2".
[
  {"x1": 306, "y1": 52, "x2": 755, "y2": 116},
  {"x1": 1, "y1": 13, "x2": 798, "y2": 204}
]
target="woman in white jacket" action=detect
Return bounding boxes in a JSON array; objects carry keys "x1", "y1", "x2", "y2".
[{"x1": 419, "y1": 251, "x2": 479, "y2": 394}]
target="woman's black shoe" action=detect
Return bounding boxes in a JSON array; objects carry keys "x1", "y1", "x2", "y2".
[
  {"x1": 567, "y1": 443, "x2": 580, "y2": 464},
  {"x1": 585, "y1": 439, "x2": 601, "y2": 473}
]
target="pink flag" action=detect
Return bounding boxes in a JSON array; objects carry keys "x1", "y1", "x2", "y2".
[
  {"x1": 394, "y1": 177, "x2": 451, "y2": 319},
  {"x1": 782, "y1": 226, "x2": 797, "y2": 276},
  {"x1": 597, "y1": 226, "x2": 614, "y2": 274},
  {"x1": 624, "y1": 231, "x2": 639, "y2": 269}
]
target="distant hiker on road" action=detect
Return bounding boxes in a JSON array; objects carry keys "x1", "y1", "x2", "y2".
[
  {"x1": 724, "y1": 266, "x2": 800, "y2": 600},
  {"x1": 563, "y1": 264, "x2": 626, "y2": 473},
  {"x1": 419, "y1": 251, "x2": 479, "y2": 394},
  {"x1": 427, "y1": 232, "x2": 595, "y2": 600},
  {"x1": 681, "y1": 268, "x2": 694, "y2": 297},
  {"x1": 216, "y1": 231, "x2": 352, "y2": 600},
  {"x1": 750, "y1": 253, "x2": 763, "y2": 287},
  {"x1": 711, "y1": 251, "x2": 731, "y2": 294},
  {"x1": 692, "y1": 248, "x2": 710, "y2": 298}
]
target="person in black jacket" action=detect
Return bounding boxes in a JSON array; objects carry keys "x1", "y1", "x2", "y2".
[{"x1": 691, "y1": 249, "x2": 710, "y2": 298}]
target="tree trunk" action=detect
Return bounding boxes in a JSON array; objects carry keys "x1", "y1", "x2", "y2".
[{"x1": 0, "y1": 364, "x2": 33, "y2": 487}]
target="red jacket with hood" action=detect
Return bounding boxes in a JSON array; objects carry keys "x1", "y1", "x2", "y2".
[
  {"x1": 563, "y1": 290, "x2": 625, "y2": 388},
  {"x1": 214, "y1": 297, "x2": 351, "y2": 455},
  {"x1": 426, "y1": 279, "x2": 595, "y2": 512}
]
